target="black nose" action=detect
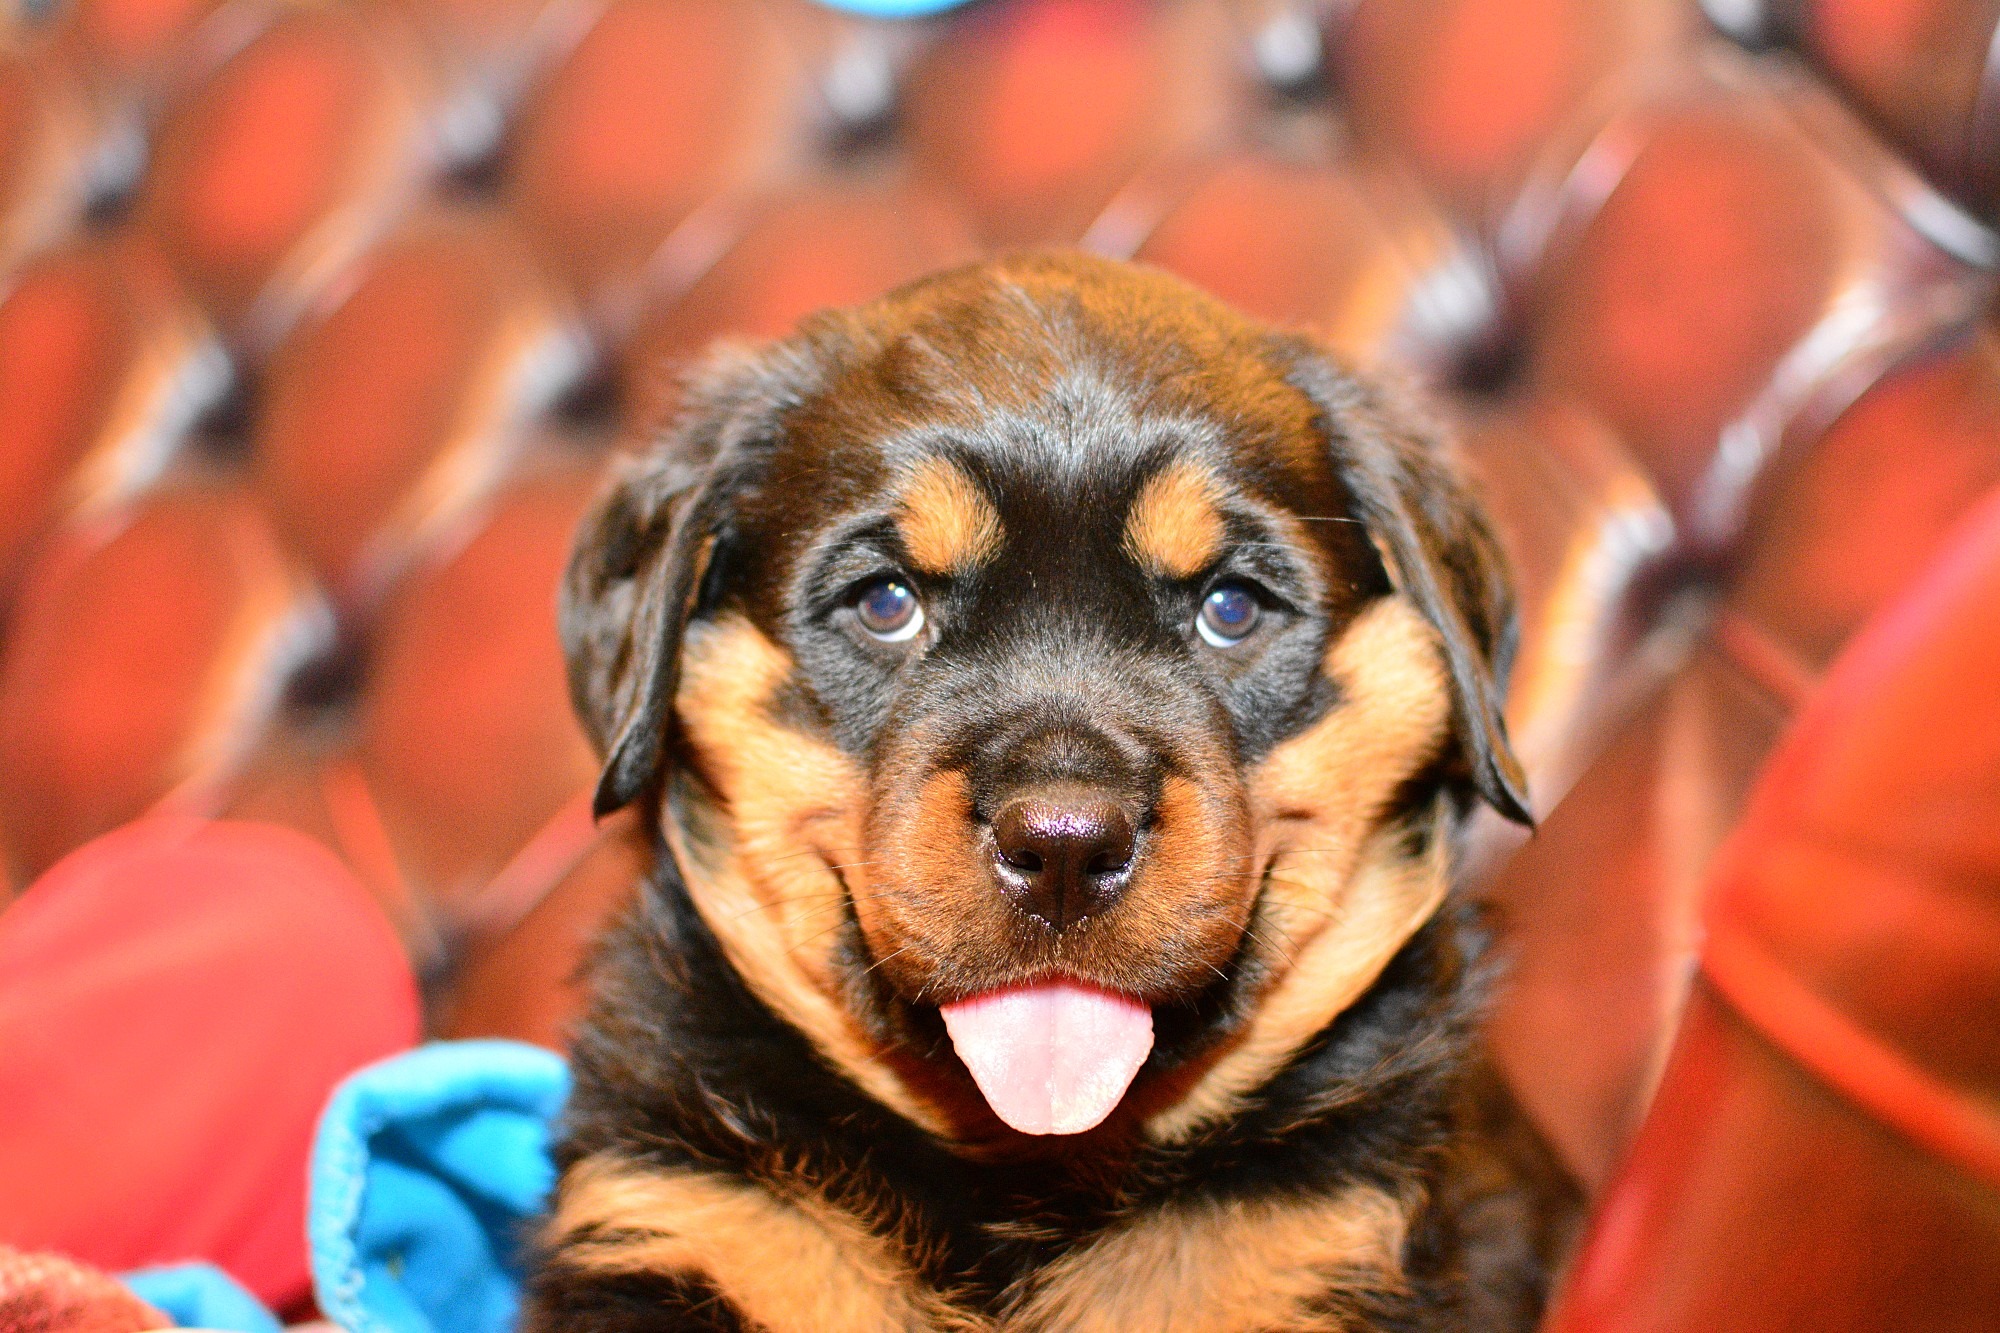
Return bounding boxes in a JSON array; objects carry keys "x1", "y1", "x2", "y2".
[{"x1": 990, "y1": 790, "x2": 1137, "y2": 931}]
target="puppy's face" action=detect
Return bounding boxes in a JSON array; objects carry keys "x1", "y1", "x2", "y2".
[{"x1": 565, "y1": 255, "x2": 1527, "y2": 1144}]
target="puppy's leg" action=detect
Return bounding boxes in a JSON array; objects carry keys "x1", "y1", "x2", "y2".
[{"x1": 525, "y1": 1154, "x2": 976, "y2": 1333}]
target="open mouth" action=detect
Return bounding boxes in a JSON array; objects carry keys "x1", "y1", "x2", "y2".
[{"x1": 939, "y1": 979, "x2": 1156, "y2": 1136}]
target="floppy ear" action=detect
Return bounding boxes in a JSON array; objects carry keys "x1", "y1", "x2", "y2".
[
  {"x1": 560, "y1": 345, "x2": 795, "y2": 818},
  {"x1": 1273, "y1": 336, "x2": 1534, "y2": 827}
]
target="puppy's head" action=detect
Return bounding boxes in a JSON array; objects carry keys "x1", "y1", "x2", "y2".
[{"x1": 565, "y1": 254, "x2": 1528, "y2": 1145}]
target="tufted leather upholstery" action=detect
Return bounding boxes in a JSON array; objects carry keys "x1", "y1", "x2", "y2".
[{"x1": 2, "y1": 0, "x2": 1997, "y2": 1310}]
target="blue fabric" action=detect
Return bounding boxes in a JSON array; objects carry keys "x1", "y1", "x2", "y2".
[
  {"x1": 308, "y1": 1041, "x2": 570, "y2": 1333},
  {"x1": 122, "y1": 1263, "x2": 281, "y2": 1333},
  {"x1": 813, "y1": 0, "x2": 972, "y2": 15}
]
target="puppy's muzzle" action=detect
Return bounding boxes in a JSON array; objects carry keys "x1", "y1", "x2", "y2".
[
  {"x1": 971, "y1": 714, "x2": 1155, "y2": 934},
  {"x1": 991, "y1": 788, "x2": 1137, "y2": 931}
]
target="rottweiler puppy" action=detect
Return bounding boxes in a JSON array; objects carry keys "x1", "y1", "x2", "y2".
[{"x1": 530, "y1": 253, "x2": 1577, "y2": 1332}]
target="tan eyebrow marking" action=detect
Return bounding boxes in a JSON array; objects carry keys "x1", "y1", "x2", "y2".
[
  {"x1": 896, "y1": 457, "x2": 1003, "y2": 576},
  {"x1": 1123, "y1": 461, "x2": 1228, "y2": 579}
]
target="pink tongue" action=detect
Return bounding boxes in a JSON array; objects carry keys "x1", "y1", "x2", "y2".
[{"x1": 939, "y1": 981, "x2": 1154, "y2": 1135}]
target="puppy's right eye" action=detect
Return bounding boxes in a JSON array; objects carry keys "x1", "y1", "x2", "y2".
[{"x1": 855, "y1": 578, "x2": 925, "y2": 642}]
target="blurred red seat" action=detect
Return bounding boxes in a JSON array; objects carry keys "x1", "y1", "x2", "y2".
[
  {"x1": 0, "y1": 483, "x2": 316, "y2": 890},
  {"x1": 1517, "y1": 53, "x2": 1992, "y2": 551},
  {"x1": 1455, "y1": 394, "x2": 1674, "y2": 823},
  {"x1": 1132, "y1": 149, "x2": 1495, "y2": 374},
  {"x1": 0, "y1": 234, "x2": 224, "y2": 597},
  {"x1": 618, "y1": 172, "x2": 978, "y2": 437},
  {"x1": 375, "y1": 0, "x2": 585, "y2": 83},
  {"x1": 432, "y1": 806, "x2": 649, "y2": 1050},
  {"x1": 0, "y1": 816, "x2": 418, "y2": 1309},
  {"x1": 1542, "y1": 484, "x2": 2000, "y2": 1331},
  {"x1": 1332, "y1": 0, "x2": 1691, "y2": 227},
  {"x1": 0, "y1": 44, "x2": 95, "y2": 273},
  {"x1": 1479, "y1": 321, "x2": 2000, "y2": 1205},
  {"x1": 1727, "y1": 320, "x2": 2000, "y2": 676},
  {"x1": 504, "y1": 0, "x2": 805, "y2": 316},
  {"x1": 250, "y1": 207, "x2": 580, "y2": 609},
  {"x1": 1481, "y1": 637, "x2": 1789, "y2": 1190},
  {"x1": 903, "y1": 0, "x2": 1245, "y2": 248},
  {"x1": 338, "y1": 463, "x2": 603, "y2": 940},
  {"x1": 133, "y1": 3, "x2": 443, "y2": 351},
  {"x1": 1773, "y1": 0, "x2": 2000, "y2": 220},
  {"x1": 48, "y1": 0, "x2": 243, "y2": 100}
]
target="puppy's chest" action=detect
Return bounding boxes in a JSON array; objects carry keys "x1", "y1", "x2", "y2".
[{"x1": 548, "y1": 1153, "x2": 1412, "y2": 1333}]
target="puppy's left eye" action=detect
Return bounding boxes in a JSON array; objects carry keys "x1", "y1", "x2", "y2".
[
  {"x1": 855, "y1": 577, "x2": 925, "y2": 642},
  {"x1": 1196, "y1": 582, "x2": 1260, "y2": 647}
]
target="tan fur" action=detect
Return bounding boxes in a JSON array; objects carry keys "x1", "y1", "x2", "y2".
[
  {"x1": 1120, "y1": 773, "x2": 1254, "y2": 952},
  {"x1": 1148, "y1": 598, "x2": 1454, "y2": 1143},
  {"x1": 851, "y1": 766, "x2": 994, "y2": 991},
  {"x1": 1123, "y1": 462, "x2": 1228, "y2": 579},
  {"x1": 671, "y1": 613, "x2": 950, "y2": 1135},
  {"x1": 898, "y1": 458, "x2": 1003, "y2": 576},
  {"x1": 549, "y1": 1157, "x2": 988, "y2": 1333},
  {"x1": 1007, "y1": 1187, "x2": 1410, "y2": 1332}
]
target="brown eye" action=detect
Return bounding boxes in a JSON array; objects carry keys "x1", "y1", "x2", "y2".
[{"x1": 856, "y1": 578, "x2": 924, "y2": 642}]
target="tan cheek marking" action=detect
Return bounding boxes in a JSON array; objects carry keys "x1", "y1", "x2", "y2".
[
  {"x1": 1120, "y1": 773, "x2": 1253, "y2": 953},
  {"x1": 1150, "y1": 822, "x2": 1452, "y2": 1146},
  {"x1": 857, "y1": 767, "x2": 996, "y2": 983},
  {"x1": 1250, "y1": 596, "x2": 1451, "y2": 841},
  {"x1": 547, "y1": 1156, "x2": 988, "y2": 1333},
  {"x1": 1147, "y1": 597, "x2": 1454, "y2": 1144},
  {"x1": 1122, "y1": 461, "x2": 1229, "y2": 579},
  {"x1": 672, "y1": 614, "x2": 949, "y2": 1136},
  {"x1": 897, "y1": 457, "x2": 1003, "y2": 576},
  {"x1": 1009, "y1": 1187, "x2": 1409, "y2": 1333}
]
